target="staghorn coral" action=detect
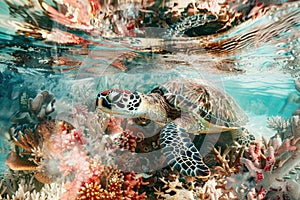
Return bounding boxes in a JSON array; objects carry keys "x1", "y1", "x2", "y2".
[
  {"x1": 267, "y1": 116, "x2": 290, "y2": 135},
  {"x1": 226, "y1": 122, "x2": 300, "y2": 199},
  {"x1": 5, "y1": 85, "x2": 300, "y2": 200},
  {"x1": 0, "y1": 170, "x2": 47, "y2": 200},
  {"x1": 154, "y1": 176, "x2": 195, "y2": 200},
  {"x1": 0, "y1": 174, "x2": 65, "y2": 200},
  {"x1": 212, "y1": 145, "x2": 245, "y2": 176},
  {"x1": 195, "y1": 177, "x2": 236, "y2": 200}
]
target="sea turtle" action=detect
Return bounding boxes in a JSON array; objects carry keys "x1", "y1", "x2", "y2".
[{"x1": 96, "y1": 78, "x2": 253, "y2": 178}]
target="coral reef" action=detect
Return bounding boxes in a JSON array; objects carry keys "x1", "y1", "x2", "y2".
[
  {"x1": 2, "y1": 90, "x2": 149, "y2": 199},
  {"x1": 226, "y1": 115, "x2": 300, "y2": 199},
  {"x1": 2, "y1": 87, "x2": 300, "y2": 200}
]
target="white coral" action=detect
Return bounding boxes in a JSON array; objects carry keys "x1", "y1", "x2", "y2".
[
  {"x1": 267, "y1": 116, "x2": 290, "y2": 133},
  {"x1": 39, "y1": 183, "x2": 65, "y2": 200}
]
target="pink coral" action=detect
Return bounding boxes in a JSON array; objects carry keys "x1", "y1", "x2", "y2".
[
  {"x1": 45, "y1": 120, "x2": 148, "y2": 200},
  {"x1": 263, "y1": 146, "x2": 275, "y2": 172},
  {"x1": 248, "y1": 142, "x2": 263, "y2": 168},
  {"x1": 51, "y1": 129, "x2": 86, "y2": 152},
  {"x1": 107, "y1": 116, "x2": 124, "y2": 135},
  {"x1": 227, "y1": 136, "x2": 300, "y2": 200}
]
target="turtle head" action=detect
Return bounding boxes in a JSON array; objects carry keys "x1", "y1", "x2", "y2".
[{"x1": 96, "y1": 89, "x2": 142, "y2": 117}]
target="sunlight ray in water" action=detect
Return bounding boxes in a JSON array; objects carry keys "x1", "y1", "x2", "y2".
[{"x1": 0, "y1": 0, "x2": 300, "y2": 199}]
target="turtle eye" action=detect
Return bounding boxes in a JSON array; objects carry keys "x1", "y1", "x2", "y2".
[
  {"x1": 96, "y1": 90, "x2": 113, "y2": 109},
  {"x1": 101, "y1": 96, "x2": 112, "y2": 109}
]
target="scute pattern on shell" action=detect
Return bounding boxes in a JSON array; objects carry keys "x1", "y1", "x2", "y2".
[{"x1": 159, "y1": 79, "x2": 248, "y2": 128}]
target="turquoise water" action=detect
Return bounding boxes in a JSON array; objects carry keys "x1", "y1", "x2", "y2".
[{"x1": 0, "y1": 0, "x2": 300, "y2": 199}]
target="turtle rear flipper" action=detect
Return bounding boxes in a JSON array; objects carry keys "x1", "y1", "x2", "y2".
[
  {"x1": 231, "y1": 128, "x2": 255, "y2": 147},
  {"x1": 160, "y1": 121, "x2": 210, "y2": 178}
]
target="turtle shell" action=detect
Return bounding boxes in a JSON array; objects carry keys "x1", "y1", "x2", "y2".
[{"x1": 154, "y1": 78, "x2": 248, "y2": 129}]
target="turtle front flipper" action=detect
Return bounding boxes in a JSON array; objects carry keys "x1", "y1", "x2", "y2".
[{"x1": 160, "y1": 121, "x2": 210, "y2": 178}]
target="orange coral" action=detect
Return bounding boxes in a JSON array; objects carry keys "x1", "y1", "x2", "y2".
[
  {"x1": 77, "y1": 166, "x2": 124, "y2": 200},
  {"x1": 78, "y1": 182, "x2": 102, "y2": 200},
  {"x1": 76, "y1": 168, "x2": 148, "y2": 200}
]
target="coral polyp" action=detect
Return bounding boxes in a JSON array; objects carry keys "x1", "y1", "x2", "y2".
[
  {"x1": 115, "y1": 131, "x2": 137, "y2": 152},
  {"x1": 78, "y1": 182, "x2": 102, "y2": 200}
]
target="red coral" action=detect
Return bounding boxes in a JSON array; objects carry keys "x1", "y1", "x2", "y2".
[
  {"x1": 255, "y1": 171, "x2": 264, "y2": 184},
  {"x1": 264, "y1": 147, "x2": 275, "y2": 172},
  {"x1": 115, "y1": 131, "x2": 137, "y2": 152},
  {"x1": 124, "y1": 171, "x2": 148, "y2": 200},
  {"x1": 257, "y1": 186, "x2": 267, "y2": 199},
  {"x1": 107, "y1": 179, "x2": 123, "y2": 200},
  {"x1": 78, "y1": 167, "x2": 148, "y2": 200}
]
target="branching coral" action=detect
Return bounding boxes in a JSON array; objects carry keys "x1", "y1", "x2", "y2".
[
  {"x1": 123, "y1": 171, "x2": 148, "y2": 200},
  {"x1": 195, "y1": 177, "x2": 236, "y2": 200},
  {"x1": 47, "y1": 126, "x2": 92, "y2": 200},
  {"x1": 226, "y1": 125, "x2": 300, "y2": 199},
  {"x1": 267, "y1": 116, "x2": 290, "y2": 134},
  {"x1": 154, "y1": 176, "x2": 195, "y2": 200},
  {"x1": 212, "y1": 145, "x2": 244, "y2": 176},
  {"x1": 0, "y1": 170, "x2": 47, "y2": 200},
  {"x1": 268, "y1": 113, "x2": 300, "y2": 141},
  {"x1": 5, "y1": 85, "x2": 300, "y2": 200},
  {"x1": 0, "y1": 173, "x2": 65, "y2": 200}
]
